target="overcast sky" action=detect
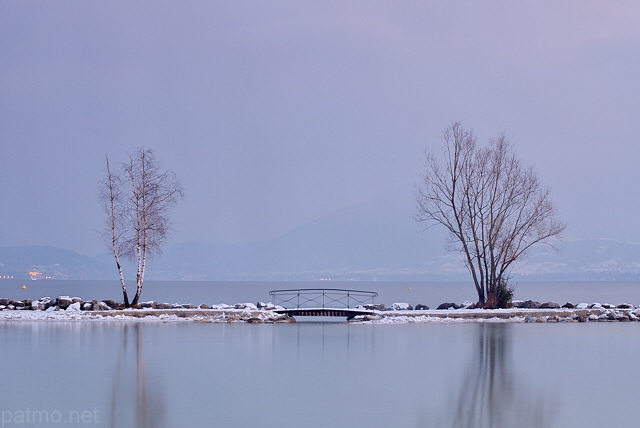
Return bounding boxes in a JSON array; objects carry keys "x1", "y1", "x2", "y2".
[{"x1": 1, "y1": 1, "x2": 639, "y2": 256}]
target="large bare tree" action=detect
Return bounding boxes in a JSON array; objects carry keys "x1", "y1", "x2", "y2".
[
  {"x1": 100, "y1": 148, "x2": 183, "y2": 307},
  {"x1": 416, "y1": 122, "x2": 565, "y2": 308}
]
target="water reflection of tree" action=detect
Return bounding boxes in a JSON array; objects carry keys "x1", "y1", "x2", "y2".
[
  {"x1": 110, "y1": 324, "x2": 165, "y2": 428},
  {"x1": 445, "y1": 324, "x2": 556, "y2": 428}
]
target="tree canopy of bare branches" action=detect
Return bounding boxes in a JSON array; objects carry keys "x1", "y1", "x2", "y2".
[
  {"x1": 99, "y1": 148, "x2": 183, "y2": 307},
  {"x1": 416, "y1": 122, "x2": 565, "y2": 308}
]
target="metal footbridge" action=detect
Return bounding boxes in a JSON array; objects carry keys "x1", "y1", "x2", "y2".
[{"x1": 269, "y1": 288, "x2": 378, "y2": 319}]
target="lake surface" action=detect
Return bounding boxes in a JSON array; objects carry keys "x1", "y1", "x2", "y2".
[{"x1": 1, "y1": 280, "x2": 639, "y2": 427}]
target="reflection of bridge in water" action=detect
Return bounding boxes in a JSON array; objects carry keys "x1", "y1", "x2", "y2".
[{"x1": 269, "y1": 288, "x2": 378, "y2": 319}]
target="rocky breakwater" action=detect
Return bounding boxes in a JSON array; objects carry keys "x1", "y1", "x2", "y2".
[
  {"x1": 512, "y1": 300, "x2": 640, "y2": 323},
  {"x1": 360, "y1": 300, "x2": 640, "y2": 323},
  {"x1": 0, "y1": 297, "x2": 295, "y2": 323}
]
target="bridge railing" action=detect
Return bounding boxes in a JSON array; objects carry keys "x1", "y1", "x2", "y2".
[{"x1": 268, "y1": 288, "x2": 378, "y2": 310}]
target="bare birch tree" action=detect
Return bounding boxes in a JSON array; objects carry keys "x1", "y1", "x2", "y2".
[
  {"x1": 416, "y1": 122, "x2": 565, "y2": 308},
  {"x1": 100, "y1": 156, "x2": 130, "y2": 306},
  {"x1": 100, "y1": 148, "x2": 183, "y2": 307}
]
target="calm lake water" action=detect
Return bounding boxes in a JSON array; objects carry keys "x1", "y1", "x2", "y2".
[{"x1": 1, "y1": 280, "x2": 639, "y2": 428}]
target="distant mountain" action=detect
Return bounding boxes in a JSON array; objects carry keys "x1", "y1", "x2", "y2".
[
  {"x1": 149, "y1": 191, "x2": 640, "y2": 281},
  {"x1": 148, "y1": 190, "x2": 457, "y2": 280},
  {"x1": 511, "y1": 238, "x2": 640, "y2": 281},
  {"x1": 3, "y1": 192, "x2": 639, "y2": 281},
  {"x1": 0, "y1": 246, "x2": 114, "y2": 280}
]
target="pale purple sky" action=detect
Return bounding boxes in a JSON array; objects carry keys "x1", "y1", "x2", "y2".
[{"x1": 1, "y1": 1, "x2": 639, "y2": 255}]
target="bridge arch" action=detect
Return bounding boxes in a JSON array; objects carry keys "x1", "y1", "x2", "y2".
[{"x1": 268, "y1": 288, "x2": 378, "y2": 319}]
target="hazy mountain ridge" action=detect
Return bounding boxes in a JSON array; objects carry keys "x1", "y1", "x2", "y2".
[
  {"x1": 2, "y1": 192, "x2": 639, "y2": 281},
  {"x1": 151, "y1": 191, "x2": 449, "y2": 280},
  {"x1": 3, "y1": 238, "x2": 638, "y2": 282},
  {"x1": 0, "y1": 246, "x2": 113, "y2": 280},
  {"x1": 512, "y1": 238, "x2": 640, "y2": 280}
]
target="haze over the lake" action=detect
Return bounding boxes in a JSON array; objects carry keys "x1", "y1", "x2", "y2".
[{"x1": 2, "y1": 1, "x2": 639, "y2": 256}]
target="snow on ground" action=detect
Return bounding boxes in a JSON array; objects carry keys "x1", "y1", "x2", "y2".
[
  {"x1": 0, "y1": 306, "x2": 620, "y2": 324},
  {"x1": 0, "y1": 308, "x2": 524, "y2": 323},
  {"x1": 0, "y1": 308, "x2": 279, "y2": 323},
  {"x1": 364, "y1": 314, "x2": 528, "y2": 324},
  {"x1": 2, "y1": 298, "x2": 638, "y2": 324},
  {"x1": 0, "y1": 309, "x2": 191, "y2": 322}
]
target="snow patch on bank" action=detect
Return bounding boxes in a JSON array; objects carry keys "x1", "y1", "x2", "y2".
[
  {"x1": 0, "y1": 310, "x2": 190, "y2": 322},
  {"x1": 363, "y1": 315, "x2": 527, "y2": 324},
  {"x1": 0, "y1": 307, "x2": 294, "y2": 323}
]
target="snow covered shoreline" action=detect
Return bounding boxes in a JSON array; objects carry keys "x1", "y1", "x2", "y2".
[
  {"x1": 0, "y1": 308, "x2": 293, "y2": 323},
  {"x1": 2, "y1": 296, "x2": 640, "y2": 324},
  {"x1": 2, "y1": 303, "x2": 640, "y2": 324}
]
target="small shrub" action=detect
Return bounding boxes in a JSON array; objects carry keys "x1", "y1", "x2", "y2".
[{"x1": 497, "y1": 278, "x2": 515, "y2": 309}]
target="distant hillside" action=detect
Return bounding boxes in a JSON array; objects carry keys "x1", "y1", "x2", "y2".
[
  {"x1": 149, "y1": 190, "x2": 457, "y2": 280},
  {"x1": 0, "y1": 246, "x2": 114, "y2": 280},
  {"x1": 149, "y1": 191, "x2": 640, "y2": 281},
  {"x1": 511, "y1": 238, "x2": 640, "y2": 281},
  {"x1": 2, "y1": 192, "x2": 639, "y2": 281}
]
